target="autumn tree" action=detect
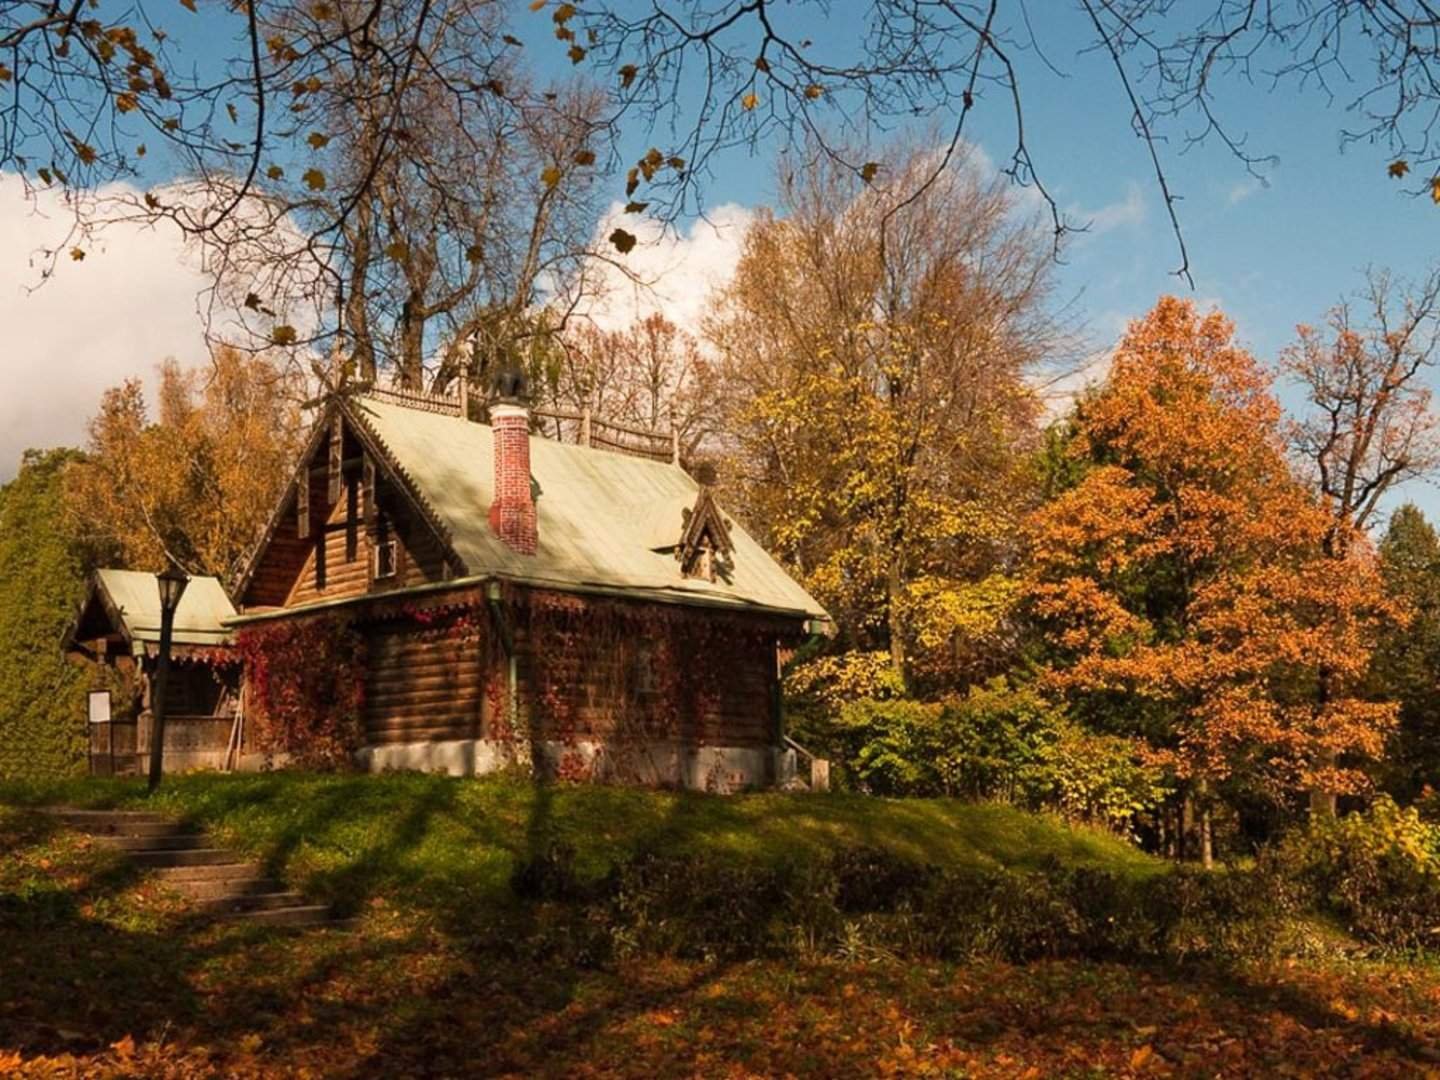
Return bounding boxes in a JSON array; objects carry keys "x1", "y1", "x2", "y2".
[
  {"x1": 178, "y1": 5, "x2": 616, "y2": 389},
  {"x1": 64, "y1": 346, "x2": 305, "y2": 582},
  {"x1": 1029, "y1": 297, "x2": 1399, "y2": 864},
  {"x1": 1282, "y1": 267, "x2": 1440, "y2": 815},
  {"x1": 709, "y1": 142, "x2": 1066, "y2": 693},
  {"x1": 1284, "y1": 267, "x2": 1440, "y2": 554}
]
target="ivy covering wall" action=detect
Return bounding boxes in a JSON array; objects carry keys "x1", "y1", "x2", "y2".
[{"x1": 0, "y1": 450, "x2": 89, "y2": 777}]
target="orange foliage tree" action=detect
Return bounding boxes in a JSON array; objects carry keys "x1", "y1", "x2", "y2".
[{"x1": 1029, "y1": 298, "x2": 1400, "y2": 858}]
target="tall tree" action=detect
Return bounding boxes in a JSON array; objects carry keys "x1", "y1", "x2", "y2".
[
  {"x1": 1282, "y1": 267, "x2": 1440, "y2": 815},
  {"x1": 1374, "y1": 504, "x2": 1440, "y2": 802},
  {"x1": 183, "y1": 5, "x2": 614, "y2": 387},
  {"x1": 1284, "y1": 267, "x2": 1440, "y2": 555},
  {"x1": 1029, "y1": 297, "x2": 1399, "y2": 863},
  {"x1": 0, "y1": 450, "x2": 88, "y2": 778},
  {"x1": 709, "y1": 142, "x2": 1065, "y2": 691},
  {"x1": 64, "y1": 346, "x2": 304, "y2": 582}
]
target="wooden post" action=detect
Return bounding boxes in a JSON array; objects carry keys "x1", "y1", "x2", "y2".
[
  {"x1": 671, "y1": 425, "x2": 680, "y2": 465},
  {"x1": 581, "y1": 406, "x2": 592, "y2": 447},
  {"x1": 458, "y1": 372, "x2": 470, "y2": 420}
]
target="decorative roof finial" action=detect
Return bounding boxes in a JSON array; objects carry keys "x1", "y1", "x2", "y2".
[{"x1": 489, "y1": 362, "x2": 529, "y2": 406}]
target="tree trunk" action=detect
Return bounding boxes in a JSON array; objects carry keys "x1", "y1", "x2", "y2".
[
  {"x1": 1309, "y1": 666, "x2": 1339, "y2": 818},
  {"x1": 344, "y1": 199, "x2": 377, "y2": 383},
  {"x1": 1196, "y1": 778, "x2": 1215, "y2": 869},
  {"x1": 886, "y1": 556, "x2": 908, "y2": 691},
  {"x1": 1180, "y1": 791, "x2": 1194, "y2": 863}
]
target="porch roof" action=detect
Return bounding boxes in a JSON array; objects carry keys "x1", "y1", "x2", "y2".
[{"x1": 92, "y1": 569, "x2": 237, "y2": 647}]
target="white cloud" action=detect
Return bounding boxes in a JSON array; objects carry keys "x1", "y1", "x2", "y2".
[
  {"x1": 1074, "y1": 182, "x2": 1146, "y2": 237},
  {"x1": 1226, "y1": 177, "x2": 1266, "y2": 206},
  {"x1": 0, "y1": 174, "x2": 212, "y2": 480},
  {"x1": 1035, "y1": 347, "x2": 1114, "y2": 421},
  {"x1": 575, "y1": 204, "x2": 754, "y2": 336}
]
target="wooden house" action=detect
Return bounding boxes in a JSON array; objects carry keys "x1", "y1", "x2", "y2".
[
  {"x1": 168, "y1": 379, "x2": 831, "y2": 791},
  {"x1": 63, "y1": 569, "x2": 245, "y2": 775}
]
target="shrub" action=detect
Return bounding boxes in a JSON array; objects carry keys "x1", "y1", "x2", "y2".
[
  {"x1": 605, "y1": 851, "x2": 807, "y2": 960},
  {"x1": 1267, "y1": 796, "x2": 1440, "y2": 952},
  {"x1": 588, "y1": 845, "x2": 1300, "y2": 966},
  {"x1": 825, "y1": 680, "x2": 1166, "y2": 832},
  {"x1": 510, "y1": 842, "x2": 585, "y2": 902}
]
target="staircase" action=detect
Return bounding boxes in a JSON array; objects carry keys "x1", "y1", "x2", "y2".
[{"x1": 43, "y1": 808, "x2": 336, "y2": 928}]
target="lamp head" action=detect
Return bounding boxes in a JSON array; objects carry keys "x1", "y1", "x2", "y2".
[{"x1": 156, "y1": 565, "x2": 190, "y2": 616}]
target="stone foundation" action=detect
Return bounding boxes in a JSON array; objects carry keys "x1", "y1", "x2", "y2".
[{"x1": 355, "y1": 738, "x2": 798, "y2": 793}]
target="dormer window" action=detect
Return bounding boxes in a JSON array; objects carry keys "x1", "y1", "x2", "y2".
[{"x1": 676, "y1": 483, "x2": 734, "y2": 583}]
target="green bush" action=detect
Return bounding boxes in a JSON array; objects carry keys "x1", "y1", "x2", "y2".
[
  {"x1": 827, "y1": 680, "x2": 1165, "y2": 831},
  {"x1": 1268, "y1": 796, "x2": 1440, "y2": 952},
  {"x1": 590, "y1": 845, "x2": 1299, "y2": 965}
]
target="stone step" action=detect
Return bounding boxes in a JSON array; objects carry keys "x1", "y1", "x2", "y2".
[
  {"x1": 129, "y1": 848, "x2": 247, "y2": 869},
  {"x1": 96, "y1": 833, "x2": 209, "y2": 852},
  {"x1": 197, "y1": 891, "x2": 310, "y2": 916},
  {"x1": 166, "y1": 876, "x2": 285, "y2": 901},
  {"x1": 87, "y1": 820, "x2": 199, "y2": 839},
  {"x1": 153, "y1": 861, "x2": 263, "y2": 883},
  {"x1": 40, "y1": 808, "x2": 174, "y2": 833},
  {"x1": 220, "y1": 904, "x2": 334, "y2": 928}
]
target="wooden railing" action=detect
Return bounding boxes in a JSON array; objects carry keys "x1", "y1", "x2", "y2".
[
  {"x1": 783, "y1": 734, "x2": 831, "y2": 792},
  {"x1": 367, "y1": 383, "x2": 465, "y2": 417},
  {"x1": 88, "y1": 714, "x2": 241, "y2": 776},
  {"x1": 531, "y1": 406, "x2": 679, "y2": 464},
  {"x1": 363, "y1": 383, "x2": 681, "y2": 466}
]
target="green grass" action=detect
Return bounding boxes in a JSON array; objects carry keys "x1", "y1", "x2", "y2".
[{"x1": 0, "y1": 772, "x2": 1161, "y2": 920}]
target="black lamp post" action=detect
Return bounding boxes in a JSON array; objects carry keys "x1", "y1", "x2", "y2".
[{"x1": 147, "y1": 565, "x2": 190, "y2": 793}]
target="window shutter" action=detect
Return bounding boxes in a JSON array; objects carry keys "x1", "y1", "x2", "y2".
[
  {"x1": 362, "y1": 455, "x2": 376, "y2": 526},
  {"x1": 296, "y1": 474, "x2": 310, "y2": 540},
  {"x1": 328, "y1": 414, "x2": 343, "y2": 504}
]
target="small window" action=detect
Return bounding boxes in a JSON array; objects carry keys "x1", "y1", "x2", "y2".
[
  {"x1": 375, "y1": 538, "x2": 398, "y2": 579},
  {"x1": 633, "y1": 642, "x2": 660, "y2": 695}
]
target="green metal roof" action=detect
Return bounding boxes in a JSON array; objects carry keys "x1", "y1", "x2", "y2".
[
  {"x1": 349, "y1": 396, "x2": 828, "y2": 621},
  {"x1": 94, "y1": 569, "x2": 237, "y2": 646}
]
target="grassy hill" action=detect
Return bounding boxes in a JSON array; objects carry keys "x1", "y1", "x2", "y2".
[
  {"x1": 10, "y1": 776, "x2": 1440, "y2": 1078},
  {"x1": 0, "y1": 771, "x2": 1160, "y2": 918}
]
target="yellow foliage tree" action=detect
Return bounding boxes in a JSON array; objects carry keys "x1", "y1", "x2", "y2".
[
  {"x1": 710, "y1": 142, "x2": 1068, "y2": 691},
  {"x1": 65, "y1": 347, "x2": 305, "y2": 583}
]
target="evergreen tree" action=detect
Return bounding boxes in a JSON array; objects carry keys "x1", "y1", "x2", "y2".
[{"x1": 1375, "y1": 504, "x2": 1440, "y2": 800}]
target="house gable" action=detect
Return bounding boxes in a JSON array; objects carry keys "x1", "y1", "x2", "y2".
[{"x1": 237, "y1": 403, "x2": 461, "y2": 612}]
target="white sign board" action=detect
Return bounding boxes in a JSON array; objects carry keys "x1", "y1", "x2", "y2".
[{"x1": 87, "y1": 691, "x2": 111, "y2": 725}]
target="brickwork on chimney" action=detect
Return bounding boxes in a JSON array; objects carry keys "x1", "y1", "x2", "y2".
[{"x1": 488, "y1": 402, "x2": 538, "y2": 554}]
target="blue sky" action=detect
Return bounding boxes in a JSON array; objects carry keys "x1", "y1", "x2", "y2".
[{"x1": 4, "y1": 2, "x2": 1439, "y2": 518}]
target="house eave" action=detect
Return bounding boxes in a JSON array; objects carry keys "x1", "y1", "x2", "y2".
[{"x1": 225, "y1": 571, "x2": 825, "y2": 629}]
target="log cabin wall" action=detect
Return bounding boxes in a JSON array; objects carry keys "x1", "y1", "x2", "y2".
[
  {"x1": 361, "y1": 607, "x2": 491, "y2": 746},
  {"x1": 352, "y1": 591, "x2": 785, "y2": 753},
  {"x1": 513, "y1": 596, "x2": 784, "y2": 751}
]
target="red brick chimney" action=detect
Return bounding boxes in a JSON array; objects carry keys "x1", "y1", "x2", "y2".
[{"x1": 488, "y1": 401, "x2": 537, "y2": 554}]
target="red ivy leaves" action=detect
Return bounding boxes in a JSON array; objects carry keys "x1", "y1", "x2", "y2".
[{"x1": 236, "y1": 615, "x2": 366, "y2": 767}]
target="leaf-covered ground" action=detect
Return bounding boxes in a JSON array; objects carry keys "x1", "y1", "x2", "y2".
[{"x1": 4, "y1": 783, "x2": 1440, "y2": 1076}]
